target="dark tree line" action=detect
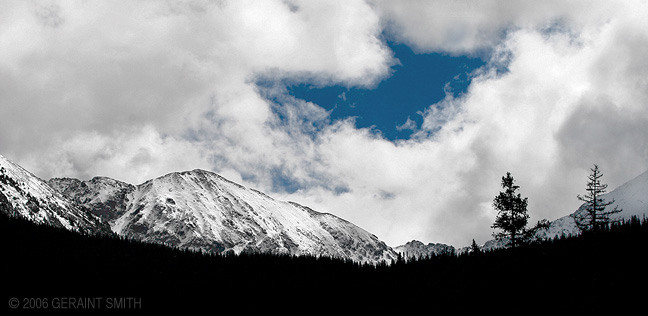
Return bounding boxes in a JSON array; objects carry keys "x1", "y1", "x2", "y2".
[
  {"x1": 3, "y1": 210, "x2": 646, "y2": 314},
  {"x1": 1, "y1": 164, "x2": 643, "y2": 313},
  {"x1": 490, "y1": 165, "x2": 621, "y2": 249}
]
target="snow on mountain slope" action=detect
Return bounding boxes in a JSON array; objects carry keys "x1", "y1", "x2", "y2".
[
  {"x1": 602, "y1": 169, "x2": 648, "y2": 219},
  {"x1": 398, "y1": 169, "x2": 648, "y2": 253},
  {"x1": 393, "y1": 240, "x2": 456, "y2": 259},
  {"x1": 51, "y1": 169, "x2": 397, "y2": 264},
  {"x1": 48, "y1": 176, "x2": 135, "y2": 222},
  {"x1": 478, "y1": 169, "x2": 648, "y2": 252},
  {"x1": 534, "y1": 169, "x2": 648, "y2": 241},
  {"x1": 0, "y1": 154, "x2": 111, "y2": 234}
]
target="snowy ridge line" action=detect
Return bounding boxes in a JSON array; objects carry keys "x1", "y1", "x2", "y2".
[
  {"x1": 0, "y1": 154, "x2": 111, "y2": 235},
  {"x1": 396, "y1": 169, "x2": 648, "y2": 255},
  {"x1": 1, "y1": 153, "x2": 396, "y2": 264},
  {"x1": 45, "y1": 164, "x2": 398, "y2": 264}
]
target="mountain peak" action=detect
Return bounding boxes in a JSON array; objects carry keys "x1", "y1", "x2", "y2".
[
  {"x1": 394, "y1": 240, "x2": 456, "y2": 259},
  {"x1": 43, "y1": 164, "x2": 396, "y2": 264},
  {"x1": 1, "y1": 155, "x2": 111, "y2": 235}
]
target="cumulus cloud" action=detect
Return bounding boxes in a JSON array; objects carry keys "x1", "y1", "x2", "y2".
[
  {"x1": 373, "y1": 0, "x2": 618, "y2": 55},
  {"x1": 1, "y1": 0, "x2": 647, "y2": 248},
  {"x1": 0, "y1": 0, "x2": 391, "y2": 180},
  {"x1": 279, "y1": 0, "x2": 648, "y2": 246},
  {"x1": 20, "y1": 126, "x2": 212, "y2": 185}
]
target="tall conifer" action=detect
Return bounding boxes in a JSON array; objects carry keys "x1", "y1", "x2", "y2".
[
  {"x1": 575, "y1": 165, "x2": 621, "y2": 232},
  {"x1": 491, "y1": 172, "x2": 529, "y2": 248}
]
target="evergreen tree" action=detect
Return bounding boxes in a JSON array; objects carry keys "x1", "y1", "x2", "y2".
[
  {"x1": 574, "y1": 165, "x2": 621, "y2": 232},
  {"x1": 491, "y1": 172, "x2": 529, "y2": 248},
  {"x1": 470, "y1": 239, "x2": 481, "y2": 255}
]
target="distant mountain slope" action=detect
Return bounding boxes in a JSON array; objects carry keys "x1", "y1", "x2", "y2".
[
  {"x1": 532, "y1": 169, "x2": 648, "y2": 242},
  {"x1": 393, "y1": 240, "x2": 456, "y2": 259},
  {"x1": 50, "y1": 169, "x2": 397, "y2": 264},
  {"x1": 48, "y1": 176, "x2": 135, "y2": 222},
  {"x1": 0, "y1": 154, "x2": 110, "y2": 235},
  {"x1": 397, "y1": 169, "x2": 648, "y2": 254}
]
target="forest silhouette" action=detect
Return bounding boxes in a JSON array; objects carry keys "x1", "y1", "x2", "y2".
[{"x1": 2, "y1": 211, "x2": 646, "y2": 313}]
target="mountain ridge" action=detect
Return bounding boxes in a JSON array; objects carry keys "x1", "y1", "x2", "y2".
[
  {"x1": 46, "y1": 164, "x2": 397, "y2": 264},
  {"x1": 393, "y1": 240, "x2": 456, "y2": 259},
  {"x1": 397, "y1": 169, "x2": 648, "y2": 255},
  {"x1": 0, "y1": 154, "x2": 111, "y2": 235},
  {"x1": 0, "y1": 153, "x2": 397, "y2": 264},
  {"x1": 527, "y1": 168, "x2": 648, "y2": 245}
]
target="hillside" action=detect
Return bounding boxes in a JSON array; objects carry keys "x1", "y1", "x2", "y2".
[
  {"x1": 49, "y1": 169, "x2": 397, "y2": 264},
  {"x1": 0, "y1": 154, "x2": 110, "y2": 235},
  {"x1": 399, "y1": 169, "x2": 648, "y2": 253},
  {"x1": 532, "y1": 169, "x2": 648, "y2": 242},
  {"x1": 0, "y1": 153, "x2": 396, "y2": 264}
]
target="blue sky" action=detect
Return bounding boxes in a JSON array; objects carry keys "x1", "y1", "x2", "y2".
[{"x1": 287, "y1": 43, "x2": 485, "y2": 140}]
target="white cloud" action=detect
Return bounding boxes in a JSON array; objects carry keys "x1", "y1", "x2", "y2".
[
  {"x1": 282, "y1": 0, "x2": 648, "y2": 247},
  {"x1": 373, "y1": 0, "x2": 618, "y2": 55},
  {"x1": 395, "y1": 117, "x2": 417, "y2": 132},
  {"x1": 19, "y1": 126, "x2": 211, "y2": 185},
  {"x1": 1, "y1": 0, "x2": 647, "y2": 249},
  {"x1": 0, "y1": 0, "x2": 391, "y2": 181}
]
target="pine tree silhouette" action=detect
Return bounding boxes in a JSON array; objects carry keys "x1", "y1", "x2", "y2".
[
  {"x1": 574, "y1": 165, "x2": 621, "y2": 233},
  {"x1": 491, "y1": 172, "x2": 529, "y2": 248},
  {"x1": 470, "y1": 239, "x2": 481, "y2": 255}
]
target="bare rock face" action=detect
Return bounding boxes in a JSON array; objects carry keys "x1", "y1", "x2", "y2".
[{"x1": 48, "y1": 176, "x2": 136, "y2": 223}]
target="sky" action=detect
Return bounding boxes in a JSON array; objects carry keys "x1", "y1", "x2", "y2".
[
  {"x1": 1, "y1": 0, "x2": 647, "y2": 248},
  {"x1": 282, "y1": 43, "x2": 485, "y2": 141}
]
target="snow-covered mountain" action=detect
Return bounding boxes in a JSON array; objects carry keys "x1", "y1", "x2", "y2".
[
  {"x1": 49, "y1": 169, "x2": 398, "y2": 264},
  {"x1": 399, "y1": 169, "x2": 648, "y2": 255},
  {"x1": 48, "y1": 176, "x2": 135, "y2": 222},
  {"x1": 0, "y1": 154, "x2": 111, "y2": 235},
  {"x1": 478, "y1": 169, "x2": 648, "y2": 252},
  {"x1": 533, "y1": 169, "x2": 648, "y2": 241},
  {"x1": 393, "y1": 240, "x2": 456, "y2": 259}
]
